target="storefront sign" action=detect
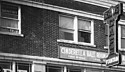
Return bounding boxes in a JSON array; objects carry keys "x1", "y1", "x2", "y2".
[
  {"x1": 104, "y1": 3, "x2": 122, "y2": 22},
  {"x1": 59, "y1": 46, "x2": 107, "y2": 62},
  {"x1": 103, "y1": 3, "x2": 123, "y2": 67},
  {"x1": 108, "y1": 18, "x2": 117, "y2": 54},
  {"x1": 106, "y1": 53, "x2": 121, "y2": 67}
]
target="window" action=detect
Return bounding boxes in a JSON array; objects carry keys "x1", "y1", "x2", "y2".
[
  {"x1": 59, "y1": 15, "x2": 74, "y2": 40},
  {"x1": 46, "y1": 66, "x2": 62, "y2": 72},
  {"x1": 0, "y1": 2, "x2": 22, "y2": 36},
  {"x1": 16, "y1": 63, "x2": 31, "y2": 72},
  {"x1": 0, "y1": 61, "x2": 12, "y2": 72},
  {"x1": 121, "y1": 26, "x2": 125, "y2": 48},
  {"x1": 59, "y1": 15, "x2": 94, "y2": 45},
  {"x1": 78, "y1": 19, "x2": 91, "y2": 43},
  {"x1": 119, "y1": 25, "x2": 125, "y2": 50}
]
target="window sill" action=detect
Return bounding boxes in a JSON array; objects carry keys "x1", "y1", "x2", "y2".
[
  {"x1": 0, "y1": 32, "x2": 24, "y2": 37},
  {"x1": 57, "y1": 39, "x2": 96, "y2": 47}
]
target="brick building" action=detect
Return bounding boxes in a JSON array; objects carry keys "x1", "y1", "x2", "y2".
[{"x1": 0, "y1": 0, "x2": 125, "y2": 72}]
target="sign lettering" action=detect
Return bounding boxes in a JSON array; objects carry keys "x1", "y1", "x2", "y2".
[{"x1": 103, "y1": 3, "x2": 123, "y2": 67}]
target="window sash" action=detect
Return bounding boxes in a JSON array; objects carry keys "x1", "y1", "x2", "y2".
[
  {"x1": 0, "y1": 2, "x2": 21, "y2": 34},
  {"x1": 78, "y1": 31, "x2": 91, "y2": 43},
  {"x1": 59, "y1": 28, "x2": 74, "y2": 41},
  {"x1": 78, "y1": 19, "x2": 91, "y2": 31},
  {"x1": 59, "y1": 15, "x2": 93, "y2": 44},
  {"x1": 59, "y1": 15, "x2": 74, "y2": 29},
  {"x1": 16, "y1": 63, "x2": 31, "y2": 72}
]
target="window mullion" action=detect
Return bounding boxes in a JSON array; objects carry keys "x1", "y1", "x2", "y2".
[
  {"x1": 12, "y1": 62, "x2": 16, "y2": 72},
  {"x1": 18, "y1": 6, "x2": 21, "y2": 34},
  {"x1": 91, "y1": 20, "x2": 94, "y2": 45},
  {"x1": 74, "y1": 16, "x2": 78, "y2": 42}
]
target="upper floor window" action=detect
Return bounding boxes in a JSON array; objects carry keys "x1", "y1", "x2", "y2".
[
  {"x1": 118, "y1": 25, "x2": 125, "y2": 50},
  {"x1": 121, "y1": 25, "x2": 125, "y2": 48},
  {"x1": 59, "y1": 15, "x2": 94, "y2": 45},
  {"x1": 0, "y1": 2, "x2": 22, "y2": 36}
]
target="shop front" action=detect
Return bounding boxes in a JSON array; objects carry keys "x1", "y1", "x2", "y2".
[{"x1": 0, "y1": 46, "x2": 125, "y2": 72}]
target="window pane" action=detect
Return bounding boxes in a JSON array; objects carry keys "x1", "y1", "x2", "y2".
[
  {"x1": 121, "y1": 26, "x2": 125, "y2": 37},
  {"x1": 0, "y1": 61, "x2": 11, "y2": 69},
  {"x1": 1, "y1": 3, "x2": 18, "y2": 19},
  {"x1": 17, "y1": 63, "x2": 31, "y2": 72},
  {"x1": 78, "y1": 19, "x2": 91, "y2": 31},
  {"x1": 78, "y1": 31, "x2": 90, "y2": 43},
  {"x1": 59, "y1": 30, "x2": 73, "y2": 40},
  {"x1": 46, "y1": 66, "x2": 62, "y2": 72},
  {"x1": 121, "y1": 38, "x2": 125, "y2": 48},
  {"x1": 0, "y1": 18, "x2": 18, "y2": 28},
  {"x1": 59, "y1": 16, "x2": 74, "y2": 29}
]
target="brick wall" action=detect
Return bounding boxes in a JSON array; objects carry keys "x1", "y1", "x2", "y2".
[
  {"x1": 0, "y1": 1, "x2": 107, "y2": 58},
  {"x1": 0, "y1": 5, "x2": 59, "y2": 58}
]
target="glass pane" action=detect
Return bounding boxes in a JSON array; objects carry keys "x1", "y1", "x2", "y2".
[
  {"x1": 17, "y1": 63, "x2": 31, "y2": 72},
  {"x1": 0, "y1": 18, "x2": 18, "y2": 28},
  {"x1": 46, "y1": 66, "x2": 62, "y2": 72},
  {"x1": 1, "y1": 13, "x2": 18, "y2": 19},
  {"x1": 121, "y1": 38, "x2": 125, "y2": 48},
  {"x1": 69, "y1": 69, "x2": 81, "y2": 72},
  {"x1": 78, "y1": 31, "x2": 90, "y2": 43},
  {"x1": 78, "y1": 19, "x2": 91, "y2": 31},
  {"x1": 1, "y1": 3, "x2": 18, "y2": 19},
  {"x1": 59, "y1": 30, "x2": 73, "y2": 40},
  {"x1": 121, "y1": 26, "x2": 125, "y2": 37},
  {"x1": 0, "y1": 61, "x2": 11, "y2": 69},
  {"x1": 59, "y1": 16, "x2": 74, "y2": 29}
]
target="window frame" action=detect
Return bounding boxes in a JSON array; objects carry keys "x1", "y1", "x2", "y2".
[
  {"x1": 58, "y1": 14, "x2": 95, "y2": 47},
  {"x1": 0, "y1": 2, "x2": 23, "y2": 37},
  {"x1": 119, "y1": 25, "x2": 125, "y2": 51}
]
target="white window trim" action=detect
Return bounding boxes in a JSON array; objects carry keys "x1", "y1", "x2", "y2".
[
  {"x1": 58, "y1": 15, "x2": 95, "y2": 47},
  {"x1": 0, "y1": 2, "x2": 23, "y2": 37}
]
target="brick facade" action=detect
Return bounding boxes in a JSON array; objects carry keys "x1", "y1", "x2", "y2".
[{"x1": 0, "y1": 1, "x2": 107, "y2": 58}]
